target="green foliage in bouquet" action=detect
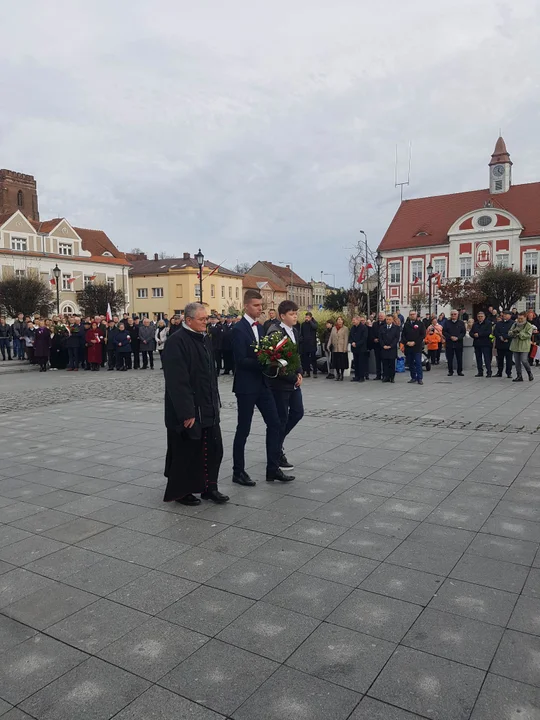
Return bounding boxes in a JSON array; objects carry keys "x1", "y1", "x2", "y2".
[{"x1": 252, "y1": 332, "x2": 301, "y2": 377}]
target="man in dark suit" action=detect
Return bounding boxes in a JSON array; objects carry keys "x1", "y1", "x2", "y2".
[
  {"x1": 369, "y1": 311, "x2": 386, "y2": 380},
  {"x1": 379, "y1": 315, "x2": 401, "y2": 383},
  {"x1": 208, "y1": 316, "x2": 224, "y2": 375},
  {"x1": 300, "y1": 312, "x2": 319, "y2": 377},
  {"x1": 221, "y1": 316, "x2": 235, "y2": 375},
  {"x1": 231, "y1": 290, "x2": 294, "y2": 485}
]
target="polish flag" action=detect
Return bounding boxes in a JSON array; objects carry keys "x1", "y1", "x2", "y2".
[
  {"x1": 89, "y1": 275, "x2": 96, "y2": 281},
  {"x1": 106, "y1": 303, "x2": 112, "y2": 322},
  {"x1": 413, "y1": 276, "x2": 420, "y2": 285},
  {"x1": 49, "y1": 278, "x2": 56, "y2": 286},
  {"x1": 357, "y1": 266, "x2": 366, "y2": 284},
  {"x1": 67, "y1": 277, "x2": 76, "y2": 285}
]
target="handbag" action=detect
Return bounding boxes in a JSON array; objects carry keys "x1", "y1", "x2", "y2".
[{"x1": 396, "y1": 357, "x2": 405, "y2": 373}]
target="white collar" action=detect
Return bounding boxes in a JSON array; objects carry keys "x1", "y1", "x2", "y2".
[
  {"x1": 244, "y1": 313, "x2": 257, "y2": 326},
  {"x1": 182, "y1": 321, "x2": 204, "y2": 335}
]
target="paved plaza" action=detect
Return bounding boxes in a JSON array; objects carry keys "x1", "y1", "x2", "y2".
[{"x1": 1, "y1": 366, "x2": 540, "y2": 719}]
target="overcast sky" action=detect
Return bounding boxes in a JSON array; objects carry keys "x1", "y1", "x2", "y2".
[{"x1": 1, "y1": 1, "x2": 539, "y2": 285}]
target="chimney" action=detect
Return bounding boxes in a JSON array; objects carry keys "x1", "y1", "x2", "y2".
[
  {"x1": 154, "y1": 253, "x2": 158, "y2": 261},
  {"x1": 183, "y1": 252, "x2": 190, "y2": 260},
  {"x1": 286, "y1": 264, "x2": 290, "y2": 269}
]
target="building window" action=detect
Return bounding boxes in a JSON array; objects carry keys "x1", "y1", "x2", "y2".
[
  {"x1": 174, "y1": 309, "x2": 183, "y2": 316},
  {"x1": 58, "y1": 243, "x2": 73, "y2": 256},
  {"x1": 211, "y1": 284, "x2": 215, "y2": 298},
  {"x1": 236, "y1": 287, "x2": 240, "y2": 299},
  {"x1": 139, "y1": 312, "x2": 149, "y2": 319},
  {"x1": 194, "y1": 285, "x2": 201, "y2": 298},
  {"x1": 388, "y1": 262, "x2": 401, "y2": 284},
  {"x1": 62, "y1": 274, "x2": 72, "y2": 291},
  {"x1": 410, "y1": 260, "x2": 423, "y2": 282},
  {"x1": 152, "y1": 287, "x2": 164, "y2": 298},
  {"x1": 84, "y1": 275, "x2": 93, "y2": 287},
  {"x1": 526, "y1": 295, "x2": 536, "y2": 311},
  {"x1": 17, "y1": 190, "x2": 24, "y2": 207},
  {"x1": 15, "y1": 269, "x2": 26, "y2": 278},
  {"x1": 390, "y1": 300, "x2": 400, "y2": 314},
  {"x1": 228, "y1": 286, "x2": 232, "y2": 298},
  {"x1": 433, "y1": 258, "x2": 446, "y2": 278},
  {"x1": 107, "y1": 277, "x2": 115, "y2": 289},
  {"x1": 221, "y1": 286, "x2": 225, "y2": 298},
  {"x1": 460, "y1": 257, "x2": 472, "y2": 278},
  {"x1": 495, "y1": 253, "x2": 509, "y2": 268},
  {"x1": 137, "y1": 288, "x2": 148, "y2": 299},
  {"x1": 525, "y1": 252, "x2": 538, "y2": 275},
  {"x1": 11, "y1": 237, "x2": 27, "y2": 251}
]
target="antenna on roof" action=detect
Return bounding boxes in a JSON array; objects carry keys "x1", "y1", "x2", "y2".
[{"x1": 395, "y1": 142, "x2": 412, "y2": 201}]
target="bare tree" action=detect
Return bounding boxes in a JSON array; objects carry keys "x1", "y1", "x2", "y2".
[{"x1": 233, "y1": 262, "x2": 251, "y2": 275}]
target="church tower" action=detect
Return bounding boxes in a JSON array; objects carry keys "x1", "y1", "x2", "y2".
[{"x1": 489, "y1": 136, "x2": 512, "y2": 194}]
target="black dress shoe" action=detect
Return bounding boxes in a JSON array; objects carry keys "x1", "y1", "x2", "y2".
[
  {"x1": 447, "y1": 372, "x2": 454, "y2": 376},
  {"x1": 266, "y1": 468, "x2": 295, "y2": 482},
  {"x1": 201, "y1": 489, "x2": 230, "y2": 503},
  {"x1": 232, "y1": 471, "x2": 256, "y2": 486},
  {"x1": 475, "y1": 372, "x2": 483, "y2": 377},
  {"x1": 175, "y1": 494, "x2": 201, "y2": 506},
  {"x1": 279, "y1": 454, "x2": 294, "y2": 469},
  {"x1": 457, "y1": 372, "x2": 464, "y2": 376}
]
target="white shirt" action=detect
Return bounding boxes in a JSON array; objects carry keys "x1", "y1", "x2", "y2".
[
  {"x1": 280, "y1": 322, "x2": 296, "y2": 344},
  {"x1": 243, "y1": 313, "x2": 260, "y2": 342}
]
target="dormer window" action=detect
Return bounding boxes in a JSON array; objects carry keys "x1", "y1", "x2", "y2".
[
  {"x1": 58, "y1": 242, "x2": 73, "y2": 256},
  {"x1": 102, "y1": 251, "x2": 113, "y2": 257},
  {"x1": 415, "y1": 231, "x2": 429, "y2": 237},
  {"x1": 477, "y1": 215, "x2": 492, "y2": 227}
]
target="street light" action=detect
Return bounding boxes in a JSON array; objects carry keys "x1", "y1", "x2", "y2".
[
  {"x1": 427, "y1": 261, "x2": 434, "y2": 317},
  {"x1": 360, "y1": 230, "x2": 370, "y2": 316},
  {"x1": 376, "y1": 252, "x2": 382, "y2": 312},
  {"x1": 52, "y1": 264, "x2": 61, "y2": 314},
  {"x1": 195, "y1": 249, "x2": 204, "y2": 304}
]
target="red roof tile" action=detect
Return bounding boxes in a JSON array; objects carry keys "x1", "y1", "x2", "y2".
[
  {"x1": 255, "y1": 261, "x2": 310, "y2": 288},
  {"x1": 379, "y1": 182, "x2": 540, "y2": 252},
  {"x1": 73, "y1": 227, "x2": 122, "y2": 258},
  {"x1": 129, "y1": 257, "x2": 241, "y2": 277}
]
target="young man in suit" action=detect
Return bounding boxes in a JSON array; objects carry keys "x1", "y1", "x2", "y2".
[
  {"x1": 266, "y1": 300, "x2": 304, "y2": 470},
  {"x1": 231, "y1": 290, "x2": 294, "y2": 485},
  {"x1": 379, "y1": 314, "x2": 401, "y2": 383}
]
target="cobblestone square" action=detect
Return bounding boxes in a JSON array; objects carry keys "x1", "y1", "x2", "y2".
[{"x1": 1, "y1": 366, "x2": 540, "y2": 718}]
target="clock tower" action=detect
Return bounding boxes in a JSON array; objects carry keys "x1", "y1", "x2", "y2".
[{"x1": 489, "y1": 136, "x2": 512, "y2": 194}]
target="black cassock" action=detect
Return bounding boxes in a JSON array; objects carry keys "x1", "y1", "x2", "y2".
[{"x1": 162, "y1": 325, "x2": 223, "y2": 502}]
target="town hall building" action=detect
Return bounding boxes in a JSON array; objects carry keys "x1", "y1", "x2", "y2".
[{"x1": 378, "y1": 137, "x2": 540, "y2": 315}]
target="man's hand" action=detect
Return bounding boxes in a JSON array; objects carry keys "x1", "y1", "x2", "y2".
[
  {"x1": 407, "y1": 341, "x2": 415, "y2": 347},
  {"x1": 184, "y1": 418, "x2": 196, "y2": 428},
  {"x1": 374, "y1": 338, "x2": 379, "y2": 343},
  {"x1": 352, "y1": 342, "x2": 356, "y2": 348},
  {"x1": 473, "y1": 333, "x2": 479, "y2": 338},
  {"x1": 295, "y1": 373, "x2": 303, "y2": 388},
  {"x1": 383, "y1": 345, "x2": 391, "y2": 350},
  {"x1": 451, "y1": 336, "x2": 458, "y2": 342}
]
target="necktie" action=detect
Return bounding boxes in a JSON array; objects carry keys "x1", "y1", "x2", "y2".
[{"x1": 252, "y1": 322, "x2": 259, "y2": 327}]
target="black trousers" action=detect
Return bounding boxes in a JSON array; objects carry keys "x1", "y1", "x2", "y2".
[
  {"x1": 141, "y1": 350, "x2": 154, "y2": 369},
  {"x1": 0, "y1": 339, "x2": 11, "y2": 360},
  {"x1": 67, "y1": 347, "x2": 79, "y2": 369},
  {"x1": 382, "y1": 358, "x2": 395, "y2": 380},
  {"x1": 373, "y1": 346, "x2": 382, "y2": 378},
  {"x1": 233, "y1": 389, "x2": 281, "y2": 474},
  {"x1": 475, "y1": 346, "x2": 492, "y2": 374},
  {"x1": 273, "y1": 388, "x2": 304, "y2": 450},
  {"x1": 116, "y1": 352, "x2": 132, "y2": 370},
  {"x1": 132, "y1": 348, "x2": 140, "y2": 369},
  {"x1": 497, "y1": 348, "x2": 513, "y2": 376},
  {"x1": 223, "y1": 350, "x2": 234, "y2": 374},
  {"x1": 107, "y1": 349, "x2": 116, "y2": 369},
  {"x1": 446, "y1": 346, "x2": 463, "y2": 374},
  {"x1": 301, "y1": 351, "x2": 318, "y2": 375},
  {"x1": 214, "y1": 350, "x2": 223, "y2": 374},
  {"x1": 353, "y1": 351, "x2": 368, "y2": 380}
]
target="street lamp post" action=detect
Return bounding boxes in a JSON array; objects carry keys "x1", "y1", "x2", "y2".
[
  {"x1": 427, "y1": 262, "x2": 434, "y2": 317},
  {"x1": 376, "y1": 252, "x2": 382, "y2": 312},
  {"x1": 360, "y1": 230, "x2": 370, "y2": 317},
  {"x1": 195, "y1": 249, "x2": 205, "y2": 304},
  {"x1": 53, "y1": 264, "x2": 61, "y2": 314}
]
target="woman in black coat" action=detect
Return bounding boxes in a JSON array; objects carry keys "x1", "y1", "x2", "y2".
[{"x1": 379, "y1": 315, "x2": 401, "y2": 383}]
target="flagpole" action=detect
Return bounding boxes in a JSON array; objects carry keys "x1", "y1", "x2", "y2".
[{"x1": 360, "y1": 231, "x2": 370, "y2": 317}]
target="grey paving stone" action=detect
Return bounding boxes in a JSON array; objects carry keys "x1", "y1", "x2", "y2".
[
  {"x1": 76, "y1": 526, "x2": 147, "y2": 554},
  {"x1": 54, "y1": 495, "x2": 116, "y2": 516},
  {"x1": 3, "y1": 582, "x2": 97, "y2": 630},
  {"x1": 264, "y1": 571, "x2": 353, "y2": 620},
  {"x1": 523, "y1": 567, "x2": 540, "y2": 598},
  {"x1": 42, "y1": 517, "x2": 112, "y2": 543},
  {"x1": 0, "y1": 535, "x2": 66, "y2": 566},
  {"x1": 199, "y1": 525, "x2": 271, "y2": 557},
  {"x1": 0, "y1": 568, "x2": 56, "y2": 609},
  {"x1": 0, "y1": 560, "x2": 13, "y2": 575},
  {"x1": 450, "y1": 554, "x2": 528, "y2": 593},
  {"x1": 217, "y1": 600, "x2": 319, "y2": 661},
  {"x1": 0, "y1": 614, "x2": 37, "y2": 652},
  {"x1": 206, "y1": 558, "x2": 292, "y2": 599},
  {"x1": 232, "y1": 665, "x2": 361, "y2": 720},
  {"x1": 369, "y1": 645, "x2": 485, "y2": 720},
  {"x1": 466, "y1": 533, "x2": 538, "y2": 565},
  {"x1": 299, "y1": 548, "x2": 379, "y2": 586},
  {"x1": 113, "y1": 685, "x2": 225, "y2": 720},
  {"x1": 385, "y1": 539, "x2": 463, "y2": 576},
  {"x1": 360, "y1": 563, "x2": 444, "y2": 605},
  {"x1": 492, "y1": 629, "x2": 540, "y2": 687},
  {"x1": 0, "y1": 699, "x2": 12, "y2": 718},
  {"x1": 355, "y1": 511, "x2": 419, "y2": 539},
  {"x1": 508, "y1": 594, "x2": 540, "y2": 635},
  {"x1": 108, "y1": 570, "x2": 198, "y2": 615},
  {"x1": 245, "y1": 536, "x2": 322, "y2": 569},
  {"x1": 0, "y1": 525, "x2": 33, "y2": 549},
  {"x1": 429, "y1": 578, "x2": 518, "y2": 626},
  {"x1": 481, "y1": 515, "x2": 540, "y2": 542},
  {"x1": 112, "y1": 534, "x2": 190, "y2": 568},
  {"x1": 160, "y1": 546, "x2": 238, "y2": 583},
  {"x1": 159, "y1": 516, "x2": 228, "y2": 544},
  {"x1": 24, "y1": 546, "x2": 102, "y2": 580},
  {"x1": 85, "y1": 501, "x2": 149, "y2": 525},
  {"x1": 350, "y1": 697, "x2": 428, "y2": 719},
  {"x1": 287, "y1": 621, "x2": 395, "y2": 692},
  {"x1": 403, "y1": 607, "x2": 504, "y2": 669},
  {"x1": 0, "y1": 634, "x2": 87, "y2": 705},
  {"x1": 19, "y1": 656, "x2": 150, "y2": 720},
  {"x1": 10, "y1": 509, "x2": 73, "y2": 534},
  {"x1": 305, "y1": 500, "x2": 371, "y2": 527},
  {"x1": 98, "y1": 616, "x2": 208, "y2": 681},
  {"x1": 329, "y1": 528, "x2": 402, "y2": 559},
  {"x1": 63, "y1": 556, "x2": 150, "y2": 595},
  {"x1": 375, "y1": 498, "x2": 434, "y2": 522},
  {"x1": 470, "y1": 673, "x2": 540, "y2": 720},
  {"x1": 160, "y1": 639, "x2": 278, "y2": 717},
  {"x1": 47, "y1": 598, "x2": 149, "y2": 653},
  {"x1": 407, "y1": 522, "x2": 476, "y2": 551},
  {"x1": 327, "y1": 588, "x2": 422, "y2": 642},
  {"x1": 0, "y1": 709, "x2": 34, "y2": 720}
]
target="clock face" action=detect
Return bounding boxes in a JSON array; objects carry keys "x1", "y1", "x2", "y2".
[{"x1": 492, "y1": 164, "x2": 505, "y2": 177}]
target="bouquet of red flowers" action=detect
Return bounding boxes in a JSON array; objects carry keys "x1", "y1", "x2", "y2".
[{"x1": 252, "y1": 332, "x2": 301, "y2": 378}]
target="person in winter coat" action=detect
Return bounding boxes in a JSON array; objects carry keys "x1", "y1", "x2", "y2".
[
  {"x1": 509, "y1": 312, "x2": 534, "y2": 382},
  {"x1": 328, "y1": 317, "x2": 349, "y2": 381},
  {"x1": 105, "y1": 320, "x2": 119, "y2": 371},
  {"x1": 33, "y1": 320, "x2": 51, "y2": 372},
  {"x1": 138, "y1": 317, "x2": 156, "y2": 369},
  {"x1": 126, "y1": 317, "x2": 140, "y2": 369},
  {"x1": 443, "y1": 310, "x2": 466, "y2": 376},
  {"x1": 401, "y1": 310, "x2": 427, "y2": 385},
  {"x1": 0, "y1": 318, "x2": 12, "y2": 361},
  {"x1": 22, "y1": 321, "x2": 36, "y2": 364},
  {"x1": 12, "y1": 313, "x2": 26, "y2": 360},
  {"x1": 494, "y1": 310, "x2": 514, "y2": 378},
  {"x1": 221, "y1": 316, "x2": 235, "y2": 375},
  {"x1": 114, "y1": 322, "x2": 132, "y2": 371},
  {"x1": 155, "y1": 320, "x2": 169, "y2": 367},
  {"x1": 208, "y1": 317, "x2": 224, "y2": 375},
  {"x1": 299, "y1": 312, "x2": 319, "y2": 378},
  {"x1": 370, "y1": 311, "x2": 386, "y2": 381},
  {"x1": 425, "y1": 318, "x2": 443, "y2": 365},
  {"x1": 65, "y1": 316, "x2": 86, "y2": 371},
  {"x1": 471, "y1": 311, "x2": 494, "y2": 377},
  {"x1": 379, "y1": 315, "x2": 401, "y2": 383},
  {"x1": 85, "y1": 322, "x2": 104, "y2": 371},
  {"x1": 322, "y1": 320, "x2": 335, "y2": 379},
  {"x1": 349, "y1": 315, "x2": 369, "y2": 382},
  {"x1": 50, "y1": 323, "x2": 69, "y2": 370}
]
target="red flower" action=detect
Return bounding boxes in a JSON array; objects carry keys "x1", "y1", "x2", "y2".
[{"x1": 287, "y1": 352, "x2": 292, "y2": 358}]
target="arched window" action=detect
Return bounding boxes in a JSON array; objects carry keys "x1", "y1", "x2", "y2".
[{"x1": 17, "y1": 190, "x2": 24, "y2": 207}]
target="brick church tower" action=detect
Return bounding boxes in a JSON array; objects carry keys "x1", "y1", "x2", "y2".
[{"x1": 0, "y1": 169, "x2": 39, "y2": 221}]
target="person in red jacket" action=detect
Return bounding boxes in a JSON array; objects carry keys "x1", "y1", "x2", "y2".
[{"x1": 85, "y1": 322, "x2": 104, "y2": 371}]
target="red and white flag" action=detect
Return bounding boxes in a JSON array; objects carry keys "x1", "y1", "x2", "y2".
[
  {"x1": 357, "y1": 266, "x2": 366, "y2": 284},
  {"x1": 413, "y1": 276, "x2": 420, "y2": 285},
  {"x1": 106, "y1": 303, "x2": 112, "y2": 322},
  {"x1": 49, "y1": 278, "x2": 56, "y2": 286},
  {"x1": 67, "y1": 277, "x2": 76, "y2": 285}
]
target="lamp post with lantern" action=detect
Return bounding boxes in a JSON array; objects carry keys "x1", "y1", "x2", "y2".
[
  {"x1": 195, "y1": 249, "x2": 205, "y2": 304},
  {"x1": 52, "y1": 264, "x2": 61, "y2": 314},
  {"x1": 427, "y1": 261, "x2": 434, "y2": 317},
  {"x1": 376, "y1": 252, "x2": 382, "y2": 311}
]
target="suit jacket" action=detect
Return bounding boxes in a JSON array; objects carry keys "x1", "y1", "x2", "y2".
[
  {"x1": 231, "y1": 317, "x2": 268, "y2": 395},
  {"x1": 379, "y1": 324, "x2": 401, "y2": 360},
  {"x1": 265, "y1": 323, "x2": 302, "y2": 392}
]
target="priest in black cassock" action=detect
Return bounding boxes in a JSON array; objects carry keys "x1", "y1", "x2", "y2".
[{"x1": 162, "y1": 302, "x2": 229, "y2": 505}]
